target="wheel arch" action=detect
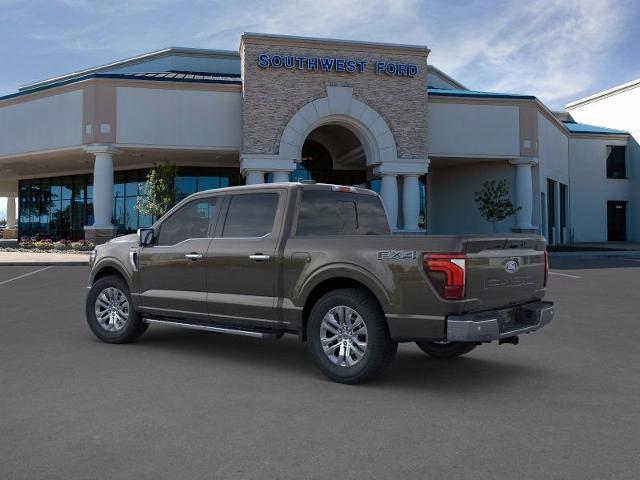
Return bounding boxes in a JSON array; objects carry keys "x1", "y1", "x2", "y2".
[
  {"x1": 90, "y1": 259, "x2": 132, "y2": 289},
  {"x1": 297, "y1": 267, "x2": 391, "y2": 341}
]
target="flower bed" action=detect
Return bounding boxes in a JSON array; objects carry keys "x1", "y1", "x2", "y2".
[{"x1": 9, "y1": 237, "x2": 96, "y2": 254}]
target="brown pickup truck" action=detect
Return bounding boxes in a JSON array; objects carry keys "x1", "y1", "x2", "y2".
[{"x1": 86, "y1": 181, "x2": 553, "y2": 383}]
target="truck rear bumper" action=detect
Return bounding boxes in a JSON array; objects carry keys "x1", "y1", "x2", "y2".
[{"x1": 446, "y1": 301, "x2": 554, "y2": 342}]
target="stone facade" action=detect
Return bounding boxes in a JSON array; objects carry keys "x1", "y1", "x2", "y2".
[{"x1": 240, "y1": 34, "x2": 429, "y2": 161}]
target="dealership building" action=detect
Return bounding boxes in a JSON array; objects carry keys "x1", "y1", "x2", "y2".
[{"x1": 0, "y1": 33, "x2": 636, "y2": 243}]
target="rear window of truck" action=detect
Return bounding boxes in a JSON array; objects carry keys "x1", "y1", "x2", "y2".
[{"x1": 295, "y1": 190, "x2": 390, "y2": 236}]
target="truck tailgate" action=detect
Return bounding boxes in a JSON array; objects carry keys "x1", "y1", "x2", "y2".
[{"x1": 463, "y1": 236, "x2": 546, "y2": 311}]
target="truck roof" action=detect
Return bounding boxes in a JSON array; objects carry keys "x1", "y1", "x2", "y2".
[{"x1": 189, "y1": 181, "x2": 379, "y2": 199}]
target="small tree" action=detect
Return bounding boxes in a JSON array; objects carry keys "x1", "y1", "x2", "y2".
[
  {"x1": 474, "y1": 179, "x2": 520, "y2": 232},
  {"x1": 135, "y1": 161, "x2": 178, "y2": 219}
]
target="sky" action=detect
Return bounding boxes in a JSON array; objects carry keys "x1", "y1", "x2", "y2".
[{"x1": 1, "y1": 0, "x2": 640, "y2": 217}]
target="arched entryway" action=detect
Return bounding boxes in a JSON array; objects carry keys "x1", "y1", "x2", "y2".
[
  {"x1": 296, "y1": 124, "x2": 372, "y2": 188},
  {"x1": 241, "y1": 86, "x2": 429, "y2": 230}
]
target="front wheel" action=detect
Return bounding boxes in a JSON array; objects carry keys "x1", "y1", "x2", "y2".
[
  {"x1": 307, "y1": 288, "x2": 397, "y2": 384},
  {"x1": 86, "y1": 275, "x2": 148, "y2": 343},
  {"x1": 415, "y1": 341, "x2": 477, "y2": 359}
]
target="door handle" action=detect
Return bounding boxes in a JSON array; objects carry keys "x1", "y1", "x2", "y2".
[
  {"x1": 185, "y1": 253, "x2": 203, "y2": 260},
  {"x1": 249, "y1": 254, "x2": 271, "y2": 262}
]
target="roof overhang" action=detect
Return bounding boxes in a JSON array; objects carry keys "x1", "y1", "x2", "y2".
[
  {"x1": 19, "y1": 47, "x2": 240, "y2": 93},
  {"x1": 565, "y1": 78, "x2": 640, "y2": 109}
]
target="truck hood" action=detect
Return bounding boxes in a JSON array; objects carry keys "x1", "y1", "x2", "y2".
[{"x1": 109, "y1": 233, "x2": 137, "y2": 244}]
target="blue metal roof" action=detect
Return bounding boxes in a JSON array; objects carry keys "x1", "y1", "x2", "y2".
[
  {"x1": 428, "y1": 87, "x2": 535, "y2": 100},
  {"x1": 562, "y1": 121, "x2": 628, "y2": 135},
  {"x1": 0, "y1": 71, "x2": 242, "y2": 102}
]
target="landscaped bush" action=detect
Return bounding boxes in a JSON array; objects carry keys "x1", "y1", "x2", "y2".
[
  {"x1": 19, "y1": 236, "x2": 34, "y2": 249},
  {"x1": 33, "y1": 239, "x2": 54, "y2": 250},
  {"x1": 13, "y1": 236, "x2": 95, "y2": 252},
  {"x1": 71, "y1": 240, "x2": 95, "y2": 251},
  {"x1": 53, "y1": 239, "x2": 73, "y2": 250}
]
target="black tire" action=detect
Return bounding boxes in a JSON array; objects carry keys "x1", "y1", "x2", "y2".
[
  {"x1": 85, "y1": 275, "x2": 148, "y2": 344},
  {"x1": 415, "y1": 341, "x2": 477, "y2": 359},
  {"x1": 307, "y1": 288, "x2": 397, "y2": 384}
]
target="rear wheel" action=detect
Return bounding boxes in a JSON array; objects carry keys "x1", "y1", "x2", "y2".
[
  {"x1": 307, "y1": 288, "x2": 397, "y2": 384},
  {"x1": 86, "y1": 275, "x2": 147, "y2": 343},
  {"x1": 415, "y1": 341, "x2": 477, "y2": 358}
]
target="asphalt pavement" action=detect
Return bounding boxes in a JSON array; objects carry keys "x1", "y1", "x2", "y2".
[{"x1": 1, "y1": 258, "x2": 639, "y2": 480}]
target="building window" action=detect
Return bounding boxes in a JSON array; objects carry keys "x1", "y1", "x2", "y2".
[
  {"x1": 606, "y1": 146, "x2": 626, "y2": 179},
  {"x1": 18, "y1": 166, "x2": 241, "y2": 240}
]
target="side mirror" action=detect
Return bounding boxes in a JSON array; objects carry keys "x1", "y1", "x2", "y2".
[{"x1": 137, "y1": 228, "x2": 155, "y2": 247}]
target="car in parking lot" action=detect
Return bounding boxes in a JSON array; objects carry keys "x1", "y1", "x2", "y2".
[{"x1": 86, "y1": 181, "x2": 553, "y2": 383}]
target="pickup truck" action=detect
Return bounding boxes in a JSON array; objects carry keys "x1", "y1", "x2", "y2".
[{"x1": 86, "y1": 181, "x2": 553, "y2": 384}]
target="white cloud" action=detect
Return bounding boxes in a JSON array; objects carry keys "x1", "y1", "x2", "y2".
[
  {"x1": 424, "y1": 0, "x2": 631, "y2": 107},
  {"x1": 186, "y1": 0, "x2": 633, "y2": 107},
  {"x1": 4, "y1": 0, "x2": 635, "y2": 109}
]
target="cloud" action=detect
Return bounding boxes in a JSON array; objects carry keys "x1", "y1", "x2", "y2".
[
  {"x1": 423, "y1": 0, "x2": 633, "y2": 107},
  {"x1": 187, "y1": 0, "x2": 636, "y2": 107},
  {"x1": 1, "y1": 0, "x2": 636, "y2": 108}
]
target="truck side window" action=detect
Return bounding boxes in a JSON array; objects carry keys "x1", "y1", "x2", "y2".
[
  {"x1": 296, "y1": 190, "x2": 390, "y2": 236},
  {"x1": 222, "y1": 193, "x2": 279, "y2": 238},
  {"x1": 157, "y1": 198, "x2": 217, "y2": 246}
]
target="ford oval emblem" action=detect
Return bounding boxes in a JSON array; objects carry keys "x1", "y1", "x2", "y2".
[{"x1": 505, "y1": 259, "x2": 520, "y2": 274}]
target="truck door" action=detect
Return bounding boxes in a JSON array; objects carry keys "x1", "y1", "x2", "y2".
[
  {"x1": 136, "y1": 196, "x2": 219, "y2": 321},
  {"x1": 205, "y1": 190, "x2": 287, "y2": 329}
]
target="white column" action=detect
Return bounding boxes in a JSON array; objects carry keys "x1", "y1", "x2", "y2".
[
  {"x1": 92, "y1": 153, "x2": 115, "y2": 227},
  {"x1": 271, "y1": 171, "x2": 290, "y2": 183},
  {"x1": 380, "y1": 173, "x2": 398, "y2": 229},
  {"x1": 402, "y1": 174, "x2": 420, "y2": 231},
  {"x1": 245, "y1": 170, "x2": 265, "y2": 185},
  {"x1": 84, "y1": 145, "x2": 118, "y2": 231},
  {"x1": 6, "y1": 195, "x2": 16, "y2": 229},
  {"x1": 509, "y1": 158, "x2": 538, "y2": 231}
]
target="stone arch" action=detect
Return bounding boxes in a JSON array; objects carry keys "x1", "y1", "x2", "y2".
[{"x1": 278, "y1": 86, "x2": 398, "y2": 166}]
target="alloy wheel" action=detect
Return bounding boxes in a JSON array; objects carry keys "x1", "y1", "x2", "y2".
[{"x1": 320, "y1": 305, "x2": 368, "y2": 367}]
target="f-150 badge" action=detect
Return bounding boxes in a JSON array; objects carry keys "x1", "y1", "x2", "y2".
[{"x1": 377, "y1": 250, "x2": 417, "y2": 261}]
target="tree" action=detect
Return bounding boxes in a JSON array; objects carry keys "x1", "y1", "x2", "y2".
[
  {"x1": 474, "y1": 179, "x2": 520, "y2": 232},
  {"x1": 135, "y1": 161, "x2": 178, "y2": 219}
]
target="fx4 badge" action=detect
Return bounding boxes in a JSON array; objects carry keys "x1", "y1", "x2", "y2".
[{"x1": 377, "y1": 250, "x2": 417, "y2": 261}]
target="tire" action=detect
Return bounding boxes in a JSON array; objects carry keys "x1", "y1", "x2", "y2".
[
  {"x1": 307, "y1": 288, "x2": 397, "y2": 384},
  {"x1": 415, "y1": 341, "x2": 477, "y2": 359},
  {"x1": 86, "y1": 275, "x2": 148, "y2": 344}
]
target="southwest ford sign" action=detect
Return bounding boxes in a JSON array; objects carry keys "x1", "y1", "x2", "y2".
[{"x1": 257, "y1": 54, "x2": 418, "y2": 77}]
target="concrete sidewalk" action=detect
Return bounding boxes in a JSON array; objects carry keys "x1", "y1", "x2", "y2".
[{"x1": 0, "y1": 251, "x2": 89, "y2": 266}]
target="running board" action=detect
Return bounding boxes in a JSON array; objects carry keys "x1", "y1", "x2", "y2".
[{"x1": 144, "y1": 318, "x2": 277, "y2": 339}]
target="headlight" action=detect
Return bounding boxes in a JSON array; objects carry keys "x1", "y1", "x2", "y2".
[{"x1": 89, "y1": 250, "x2": 97, "y2": 267}]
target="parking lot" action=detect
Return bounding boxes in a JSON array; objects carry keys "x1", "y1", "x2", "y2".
[{"x1": 1, "y1": 257, "x2": 639, "y2": 480}]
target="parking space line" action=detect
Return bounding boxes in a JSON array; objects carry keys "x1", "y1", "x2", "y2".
[
  {"x1": 549, "y1": 271, "x2": 581, "y2": 279},
  {"x1": 0, "y1": 266, "x2": 52, "y2": 286}
]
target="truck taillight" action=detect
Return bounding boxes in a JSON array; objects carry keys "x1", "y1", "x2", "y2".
[
  {"x1": 423, "y1": 253, "x2": 466, "y2": 300},
  {"x1": 544, "y1": 251, "x2": 549, "y2": 287}
]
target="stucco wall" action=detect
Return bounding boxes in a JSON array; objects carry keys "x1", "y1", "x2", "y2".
[
  {"x1": 241, "y1": 37, "x2": 428, "y2": 159},
  {"x1": 427, "y1": 102, "x2": 520, "y2": 157},
  {"x1": 568, "y1": 86, "x2": 639, "y2": 241},
  {"x1": 116, "y1": 87, "x2": 242, "y2": 148},
  {"x1": 568, "y1": 137, "x2": 630, "y2": 242},
  {"x1": 429, "y1": 161, "x2": 517, "y2": 234},
  {"x1": 536, "y1": 112, "x2": 569, "y2": 238},
  {"x1": 0, "y1": 90, "x2": 83, "y2": 156}
]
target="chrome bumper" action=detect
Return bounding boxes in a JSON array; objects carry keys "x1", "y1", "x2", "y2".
[{"x1": 447, "y1": 301, "x2": 554, "y2": 342}]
